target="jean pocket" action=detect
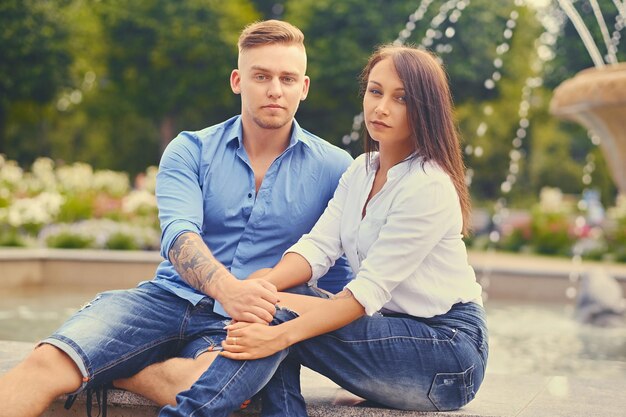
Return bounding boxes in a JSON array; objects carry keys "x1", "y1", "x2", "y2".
[{"x1": 428, "y1": 365, "x2": 475, "y2": 411}]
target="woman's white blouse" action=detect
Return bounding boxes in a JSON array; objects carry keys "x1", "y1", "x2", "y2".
[{"x1": 287, "y1": 153, "x2": 483, "y2": 318}]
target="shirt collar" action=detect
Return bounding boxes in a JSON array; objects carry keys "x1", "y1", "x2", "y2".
[
  {"x1": 366, "y1": 151, "x2": 419, "y2": 180},
  {"x1": 226, "y1": 116, "x2": 312, "y2": 150}
]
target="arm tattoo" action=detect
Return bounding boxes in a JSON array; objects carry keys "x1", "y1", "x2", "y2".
[{"x1": 169, "y1": 233, "x2": 221, "y2": 295}]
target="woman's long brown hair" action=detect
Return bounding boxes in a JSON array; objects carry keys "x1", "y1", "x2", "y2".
[{"x1": 360, "y1": 45, "x2": 472, "y2": 235}]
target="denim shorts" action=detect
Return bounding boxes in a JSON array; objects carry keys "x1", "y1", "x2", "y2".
[{"x1": 41, "y1": 282, "x2": 229, "y2": 394}]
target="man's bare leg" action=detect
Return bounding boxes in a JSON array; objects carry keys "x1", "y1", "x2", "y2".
[
  {"x1": 114, "y1": 351, "x2": 219, "y2": 407},
  {"x1": 115, "y1": 292, "x2": 328, "y2": 407},
  {"x1": 0, "y1": 344, "x2": 82, "y2": 417}
]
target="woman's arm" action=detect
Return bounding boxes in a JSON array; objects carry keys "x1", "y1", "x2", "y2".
[
  {"x1": 220, "y1": 289, "x2": 365, "y2": 360},
  {"x1": 255, "y1": 252, "x2": 313, "y2": 291}
]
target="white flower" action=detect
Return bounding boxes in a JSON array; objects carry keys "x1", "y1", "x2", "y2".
[
  {"x1": 0, "y1": 160, "x2": 24, "y2": 187},
  {"x1": 6, "y1": 192, "x2": 65, "y2": 227},
  {"x1": 143, "y1": 166, "x2": 158, "y2": 193},
  {"x1": 30, "y1": 157, "x2": 58, "y2": 192},
  {"x1": 93, "y1": 170, "x2": 130, "y2": 196},
  {"x1": 57, "y1": 162, "x2": 94, "y2": 193},
  {"x1": 539, "y1": 187, "x2": 565, "y2": 213},
  {"x1": 122, "y1": 189, "x2": 157, "y2": 214}
]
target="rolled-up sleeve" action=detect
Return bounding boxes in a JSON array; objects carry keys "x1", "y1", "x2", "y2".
[
  {"x1": 346, "y1": 179, "x2": 458, "y2": 315},
  {"x1": 156, "y1": 133, "x2": 204, "y2": 260},
  {"x1": 287, "y1": 160, "x2": 356, "y2": 285}
]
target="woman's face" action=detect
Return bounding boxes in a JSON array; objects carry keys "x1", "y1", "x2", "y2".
[{"x1": 363, "y1": 58, "x2": 412, "y2": 150}]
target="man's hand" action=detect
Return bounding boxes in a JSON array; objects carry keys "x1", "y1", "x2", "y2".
[
  {"x1": 216, "y1": 277, "x2": 279, "y2": 324},
  {"x1": 168, "y1": 233, "x2": 278, "y2": 324}
]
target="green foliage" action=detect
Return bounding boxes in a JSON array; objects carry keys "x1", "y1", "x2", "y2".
[
  {"x1": 605, "y1": 218, "x2": 626, "y2": 262},
  {"x1": 0, "y1": 0, "x2": 71, "y2": 108},
  {"x1": 95, "y1": 0, "x2": 259, "y2": 150},
  {"x1": 500, "y1": 227, "x2": 531, "y2": 252},
  {"x1": 57, "y1": 194, "x2": 94, "y2": 222},
  {"x1": 0, "y1": 228, "x2": 26, "y2": 247},
  {"x1": 46, "y1": 232, "x2": 94, "y2": 249},
  {"x1": 105, "y1": 232, "x2": 139, "y2": 250},
  {"x1": 0, "y1": 0, "x2": 72, "y2": 154},
  {"x1": 530, "y1": 210, "x2": 572, "y2": 256},
  {"x1": 1, "y1": 0, "x2": 624, "y2": 204}
]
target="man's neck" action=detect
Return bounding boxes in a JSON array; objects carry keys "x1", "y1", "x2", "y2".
[{"x1": 241, "y1": 119, "x2": 293, "y2": 159}]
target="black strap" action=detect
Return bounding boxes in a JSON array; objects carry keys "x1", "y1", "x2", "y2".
[
  {"x1": 84, "y1": 386, "x2": 109, "y2": 417},
  {"x1": 63, "y1": 394, "x2": 77, "y2": 410}
]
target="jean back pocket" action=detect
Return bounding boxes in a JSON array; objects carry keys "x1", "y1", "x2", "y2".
[{"x1": 428, "y1": 364, "x2": 475, "y2": 411}]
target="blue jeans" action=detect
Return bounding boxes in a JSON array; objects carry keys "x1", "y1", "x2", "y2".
[
  {"x1": 42, "y1": 283, "x2": 242, "y2": 411},
  {"x1": 160, "y1": 293, "x2": 488, "y2": 416},
  {"x1": 263, "y1": 301, "x2": 489, "y2": 415}
]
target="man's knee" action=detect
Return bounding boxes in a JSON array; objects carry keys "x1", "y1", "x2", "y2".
[{"x1": 22, "y1": 344, "x2": 82, "y2": 392}]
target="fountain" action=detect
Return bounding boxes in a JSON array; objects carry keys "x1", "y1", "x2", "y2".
[
  {"x1": 550, "y1": 0, "x2": 626, "y2": 194},
  {"x1": 550, "y1": 63, "x2": 626, "y2": 194}
]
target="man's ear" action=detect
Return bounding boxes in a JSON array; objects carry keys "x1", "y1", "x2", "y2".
[
  {"x1": 230, "y1": 69, "x2": 241, "y2": 94},
  {"x1": 300, "y1": 75, "x2": 310, "y2": 101}
]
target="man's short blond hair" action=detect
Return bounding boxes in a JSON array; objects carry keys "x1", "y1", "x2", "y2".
[{"x1": 238, "y1": 20, "x2": 305, "y2": 51}]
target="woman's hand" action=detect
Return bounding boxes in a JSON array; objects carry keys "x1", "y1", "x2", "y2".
[{"x1": 220, "y1": 322, "x2": 289, "y2": 360}]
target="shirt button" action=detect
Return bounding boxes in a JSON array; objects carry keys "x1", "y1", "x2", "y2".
[{"x1": 248, "y1": 193, "x2": 252, "y2": 198}]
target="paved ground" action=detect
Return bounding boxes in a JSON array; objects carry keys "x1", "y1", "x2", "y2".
[{"x1": 2, "y1": 340, "x2": 625, "y2": 417}]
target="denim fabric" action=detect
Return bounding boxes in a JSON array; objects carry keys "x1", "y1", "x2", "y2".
[
  {"x1": 159, "y1": 286, "x2": 488, "y2": 417},
  {"x1": 159, "y1": 307, "x2": 300, "y2": 417},
  {"x1": 41, "y1": 283, "x2": 231, "y2": 394},
  {"x1": 264, "y1": 301, "x2": 488, "y2": 415}
]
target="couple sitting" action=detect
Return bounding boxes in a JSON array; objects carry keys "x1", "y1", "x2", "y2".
[{"x1": 0, "y1": 19, "x2": 488, "y2": 417}]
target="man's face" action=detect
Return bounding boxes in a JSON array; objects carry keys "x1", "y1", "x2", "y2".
[{"x1": 231, "y1": 44, "x2": 310, "y2": 131}]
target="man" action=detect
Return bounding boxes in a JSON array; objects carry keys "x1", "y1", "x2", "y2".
[{"x1": 0, "y1": 20, "x2": 352, "y2": 417}]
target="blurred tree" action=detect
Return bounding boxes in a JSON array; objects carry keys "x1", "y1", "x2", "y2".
[
  {"x1": 94, "y1": 0, "x2": 259, "y2": 152},
  {"x1": 283, "y1": 0, "x2": 418, "y2": 148},
  {"x1": 284, "y1": 0, "x2": 529, "y2": 149},
  {"x1": 250, "y1": 0, "x2": 287, "y2": 19},
  {"x1": 1, "y1": 0, "x2": 621, "y2": 201},
  {"x1": 0, "y1": 0, "x2": 72, "y2": 154}
]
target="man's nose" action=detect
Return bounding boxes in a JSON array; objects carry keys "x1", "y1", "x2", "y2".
[{"x1": 267, "y1": 78, "x2": 283, "y2": 98}]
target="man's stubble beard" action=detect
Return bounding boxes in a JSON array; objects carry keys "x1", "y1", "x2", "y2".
[{"x1": 252, "y1": 115, "x2": 291, "y2": 130}]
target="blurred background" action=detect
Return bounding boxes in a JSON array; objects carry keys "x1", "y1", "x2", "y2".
[{"x1": 0, "y1": 0, "x2": 624, "y2": 257}]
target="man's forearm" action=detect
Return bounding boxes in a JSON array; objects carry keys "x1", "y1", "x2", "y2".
[{"x1": 168, "y1": 232, "x2": 232, "y2": 297}]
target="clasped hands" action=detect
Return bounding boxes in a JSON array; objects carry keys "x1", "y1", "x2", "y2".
[{"x1": 219, "y1": 268, "x2": 288, "y2": 360}]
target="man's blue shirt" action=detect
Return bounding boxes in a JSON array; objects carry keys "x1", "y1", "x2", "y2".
[{"x1": 151, "y1": 115, "x2": 354, "y2": 306}]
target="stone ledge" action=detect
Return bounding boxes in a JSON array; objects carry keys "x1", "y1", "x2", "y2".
[
  {"x1": 2, "y1": 248, "x2": 625, "y2": 302},
  {"x1": 2, "y1": 341, "x2": 626, "y2": 417}
]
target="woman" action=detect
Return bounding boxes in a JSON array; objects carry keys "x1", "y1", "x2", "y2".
[{"x1": 165, "y1": 44, "x2": 488, "y2": 416}]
